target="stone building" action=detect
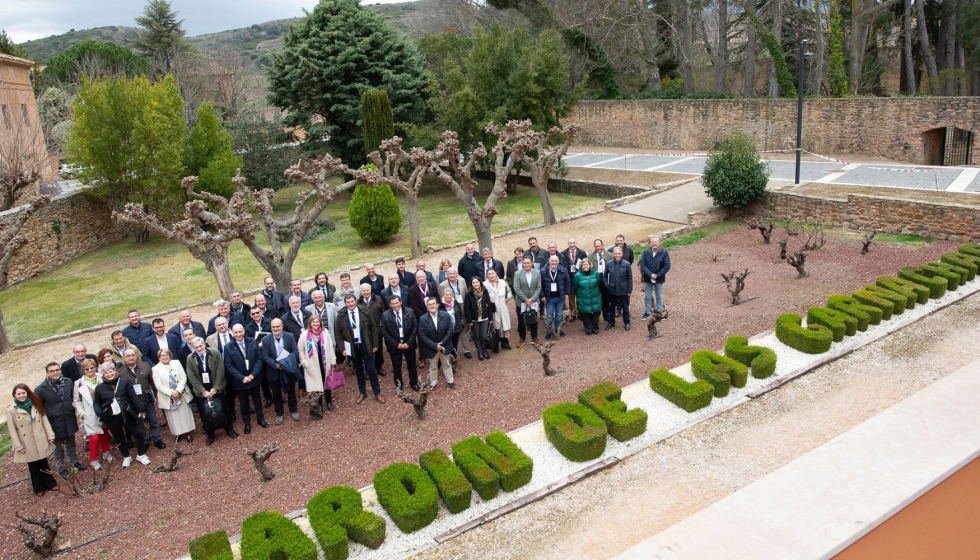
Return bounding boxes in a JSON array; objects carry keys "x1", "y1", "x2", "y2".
[{"x1": 0, "y1": 52, "x2": 56, "y2": 181}]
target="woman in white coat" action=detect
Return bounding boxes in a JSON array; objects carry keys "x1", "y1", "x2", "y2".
[
  {"x1": 73, "y1": 358, "x2": 111, "y2": 470},
  {"x1": 300, "y1": 315, "x2": 336, "y2": 417},
  {"x1": 151, "y1": 349, "x2": 197, "y2": 443},
  {"x1": 484, "y1": 268, "x2": 513, "y2": 350}
]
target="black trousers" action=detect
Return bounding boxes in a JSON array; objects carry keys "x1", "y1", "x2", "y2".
[
  {"x1": 260, "y1": 378, "x2": 273, "y2": 402},
  {"x1": 516, "y1": 306, "x2": 539, "y2": 340},
  {"x1": 373, "y1": 343, "x2": 385, "y2": 373},
  {"x1": 104, "y1": 414, "x2": 147, "y2": 457},
  {"x1": 389, "y1": 347, "x2": 419, "y2": 389},
  {"x1": 271, "y1": 378, "x2": 297, "y2": 416},
  {"x1": 608, "y1": 294, "x2": 631, "y2": 325},
  {"x1": 472, "y1": 320, "x2": 490, "y2": 354},
  {"x1": 197, "y1": 392, "x2": 236, "y2": 436},
  {"x1": 27, "y1": 458, "x2": 59, "y2": 493},
  {"x1": 237, "y1": 385, "x2": 265, "y2": 425},
  {"x1": 582, "y1": 311, "x2": 600, "y2": 333},
  {"x1": 224, "y1": 390, "x2": 237, "y2": 422},
  {"x1": 600, "y1": 284, "x2": 613, "y2": 322}
]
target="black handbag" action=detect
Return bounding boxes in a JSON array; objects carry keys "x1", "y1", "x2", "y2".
[
  {"x1": 203, "y1": 397, "x2": 228, "y2": 431},
  {"x1": 521, "y1": 310, "x2": 538, "y2": 325},
  {"x1": 488, "y1": 326, "x2": 500, "y2": 353}
]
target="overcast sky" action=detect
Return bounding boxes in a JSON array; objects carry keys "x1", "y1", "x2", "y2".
[{"x1": 6, "y1": 0, "x2": 409, "y2": 43}]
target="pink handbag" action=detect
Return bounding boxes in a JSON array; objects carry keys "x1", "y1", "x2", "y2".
[{"x1": 324, "y1": 367, "x2": 345, "y2": 391}]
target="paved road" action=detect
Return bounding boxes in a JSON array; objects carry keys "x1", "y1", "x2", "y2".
[{"x1": 563, "y1": 152, "x2": 980, "y2": 193}]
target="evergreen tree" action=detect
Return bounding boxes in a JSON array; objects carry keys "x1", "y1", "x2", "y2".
[
  {"x1": 348, "y1": 165, "x2": 401, "y2": 244},
  {"x1": 361, "y1": 89, "x2": 395, "y2": 156},
  {"x1": 0, "y1": 29, "x2": 29, "y2": 58},
  {"x1": 266, "y1": 0, "x2": 427, "y2": 166},
  {"x1": 828, "y1": 0, "x2": 848, "y2": 97},
  {"x1": 41, "y1": 39, "x2": 149, "y2": 87},
  {"x1": 132, "y1": 0, "x2": 191, "y2": 68},
  {"x1": 225, "y1": 109, "x2": 300, "y2": 191},
  {"x1": 184, "y1": 101, "x2": 242, "y2": 198},
  {"x1": 702, "y1": 130, "x2": 771, "y2": 209}
]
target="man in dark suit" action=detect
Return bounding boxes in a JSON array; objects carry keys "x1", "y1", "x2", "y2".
[
  {"x1": 418, "y1": 297, "x2": 456, "y2": 389},
  {"x1": 281, "y1": 295, "x2": 311, "y2": 340},
  {"x1": 358, "y1": 284, "x2": 386, "y2": 377},
  {"x1": 562, "y1": 237, "x2": 588, "y2": 321},
  {"x1": 223, "y1": 324, "x2": 267, "y2": 433},
  {"x1": 119, "y1": 348, "x2": 167, "y2": 449},
  {"x1": 253, "y1": 293, "x2": 280, "y2": 321},
  {"x1": 381, "y1": 273, "x2": 409, "y2": 310},
  {"x1": 61, "y1": 344, "x2": 96, "y2": 383},
  {"x1": 207, "y1": 301, "x2": 244, "y2": 336},
  {"x1": 169, "y1": 310, "x2": 207, "y2": 340},
  {"x1": 186, "y1": 337, "x2": 240, "y2": 445},
  {"x1": 309, "y1": 272, "x2": 336, "y2": 303},
  {"x1": 394, "y1": 257, "x2": 416, "y2": 289},
  {"x1": 526, "y1": 237, "x2": 548, "y2": 270},
  {"x1": 244, "y1": 308, "x2": 272, "y2": 341},
  {"x1": 477, "y1": 248, "x2": 505, "y2": 281},
  {"x1": 615, "y1": 234, "x2": 635, "y2": 265},
  {"x1": 457, "y1": 243, "x2": 482, "y2": 284},
  {"x1": 335, "y1": 293, "x2": 384, "y2": 404},
  {"x1": 121, "y1": 310, "x2": 152, "y2": 356},
  {"x1": 228, "y1": 290, "x2": 251, "y2": 318},
  {"x1": 287, "y1": 279, "x2": 313, "y2": 309},
  {"x1": 144, "y1": 318, "x2": 181, "y2": 366},
  {"x1": 261, "y1": 277, "x2": 288, "y2": 315},
  {"x1": 360, "y1": 263, "x2": 385, "y2": 297},
  {"x1": 506, "y1": 247, "x2": 525, "y2": 291},
  {"x1": 380, "y1": 295, "x2": 420, "y2": 391},
  {"x1": 408, "y1": 271, "x2": 438, "y2": 321},
  {"x1": 261, "y1": 319, "x2": 301, "y2": 424}
]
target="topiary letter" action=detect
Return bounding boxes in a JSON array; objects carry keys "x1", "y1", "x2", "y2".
[
  {"x1": 308, "y1": 485, "x2": 386, "y2": 559},
  {"x1": 373, "y1": 463, "x2": 439, "y2": 533},
  {"x1": 240, "y1": 511, "x2": 317, "y2": 560},
  {"x1": 649, "y1": 368, "x2": 714, "y2": 412},
  {"x1": 188, "y1": 530, "x2": 233, "y2": 560},
  {"x1": 578, "y1": 381, "x2": 648, "y2": 441},
  {"x1": 419, "y1": 448, "x2": 472, "y2": 513},
  {"x1": 542, "y1": 402, "x2": 608, "y2": 462},
  {"x1": 775, "y1": 313, "x2": 833, "y2": 354},
  {"x1": 723, "y1": 336, "x2": 777, "y2": 379}
]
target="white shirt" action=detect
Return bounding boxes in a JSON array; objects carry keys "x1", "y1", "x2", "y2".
[
  {"x1": 348, "y1": 310, "x2": 360, "y2": 342},
  {"x1": 429, "y1": 312, "x2": 439, "y2": 331},
  {"x1": 156, "y1": 335, "x2": 169, "y2": 351}
]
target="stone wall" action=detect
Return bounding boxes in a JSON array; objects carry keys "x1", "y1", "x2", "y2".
[
  {"x1": 745, "y1": 192, "x2": 980, "y2": 243},
  {"x1": 0, "y1": 191, "x2": 124, "y2": 284},
  {"x1": 568, "y1": 97, "x2": 980, "y2": 164}
]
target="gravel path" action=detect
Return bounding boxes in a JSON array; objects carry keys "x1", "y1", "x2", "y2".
[
  {"x1": 417, "y1": 291, "x2": 980, "y2": 560},
  {"x1": 0, "y1": 221, "x2": 961, "y2": 560}
]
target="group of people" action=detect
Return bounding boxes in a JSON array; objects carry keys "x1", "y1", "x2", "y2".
[{"x1": 7, "y1": 233, "x2": 670, "y2": 495}]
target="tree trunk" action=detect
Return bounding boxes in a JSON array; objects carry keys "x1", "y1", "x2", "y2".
[
  {"x1": 207, "y1": 256, "x2": 236, "y2": 301},
  {"x1": 744, "y1": 0, "x2": 758, "y2": 97},
  {"x1": 770, "y1": 0, "x2": 784, "y2": 96},
  {"x1": 678, "y1": 0, "x2": 695, "y2": 92},
  {"x1": 406, "y1": 193, "x2": 422, "y2": 259},
  {"x1": 903, "y1": 0, "x2": 916, "y2": 94},
  {"x1": 849, "y1": 0, "x2": 866, "y2": 94},
  {"x1": 957, "y1": 46, "x2": 967, "y2": 96},
  {"x1": 474, "y1": 217, "x2": 494, "y2": 255},
  {"x1": 916, "y1": 0, "x2": 940, "y2": 93},
  {"x1": 814, "y1": 0, "x2": 825, "y2": 95},
  {"x1": 943, "y1": 0, "x2": 956, "y2": 95},
  {"x1": 717, "y1": 0, "x2": 729, "y2": 93},
  {"x1": 637, "y1": 0, "x2": 663, "y2": 92},
  {"x1": 535, "y1": 179, "x2": 557, "y2": 226},
  {"x1": 0, "y1": 304, "x2": 11, "y2": 354}
]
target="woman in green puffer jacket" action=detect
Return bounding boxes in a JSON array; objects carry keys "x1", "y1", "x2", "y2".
[{"x1": 573, "y1": 259, "x2": 603, "y2": 335}]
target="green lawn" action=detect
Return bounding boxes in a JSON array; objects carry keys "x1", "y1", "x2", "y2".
[{"x1": 0, "y1": 180, "x2": 603, "y2": 344}]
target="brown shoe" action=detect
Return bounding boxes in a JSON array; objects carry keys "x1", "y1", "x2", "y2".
[
  {"x1": 517, "y1": 339, "x2": 526, "y2": 348},
  {"x1": 355, "y1": 393, "x2": 367, "y2": 405},
  {"x1": 375, "y1": 394, "x2": 385, "y2": 404},
  {"x1": 532, "y1": 338, "x2": 543, "y2": 345}
]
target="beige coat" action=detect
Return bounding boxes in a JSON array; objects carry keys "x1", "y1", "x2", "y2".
[
  {"x1": 151, "y1": 360, "x2": 195, "y2": 410},
  {"x1": 5, "y1": 404, "x2": 55, "y2": 463},
  {"x1": 485, "y1": 279, "x2": 512, "y2": 332},
  {"x1": 73, "y1": 375, "x2": 104, "y2": 436},
  {"x1": 299, "y1": 329, "x2": 336, "y2": 393}
]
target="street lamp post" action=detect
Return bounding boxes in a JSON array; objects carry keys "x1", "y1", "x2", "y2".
[{"x1": 795, "y1": 39, "x2": 811, "y2": 185}]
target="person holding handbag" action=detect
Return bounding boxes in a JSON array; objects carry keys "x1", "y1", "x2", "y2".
[
  {"x1": 93, "y1": 362, "x2": 150, "y2": 468},
  {"x1": 6, "y1": 384, "x2": 59, "y2": 496},
  {"x1": 512, "y1": 257, "x2": 542, "y2": 348},
  {"x1": 464, "y1": 276, "x2": 494, "y2": 361},
  {"x1": 186, "y1": 337, "x2": 240, "y2": 445},
  {"x1": 299, "y1": 315, "x2": 337, "y2": 416},
  {"x1": 151, "y1": 349, "x2": 196, "y2": 444},
  {"x1": 484, "y1": 269, "x2": 512, "y2": 350},
  {"x1": 73, "y1": 359, "x2": 111, "y2": 470}
]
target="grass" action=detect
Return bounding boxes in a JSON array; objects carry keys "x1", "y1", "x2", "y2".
[
  {"x1": 872, "y1": 233, "x2": 935, "y2": 246},
  {"x1": 0, "y1": 423, "x2": 10, "y2": 460},
  {"x1": 0, "y1": 179, "x2": 604, "y2": 344}
]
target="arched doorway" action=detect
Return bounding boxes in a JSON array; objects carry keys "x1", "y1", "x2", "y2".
[{"x1": 921, "y1": 127, "x2": 975, "y2": 166}]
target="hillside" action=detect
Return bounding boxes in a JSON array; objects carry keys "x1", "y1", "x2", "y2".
[{"x1": 18, "y1": 1, "x2": 423, "y2": 66}]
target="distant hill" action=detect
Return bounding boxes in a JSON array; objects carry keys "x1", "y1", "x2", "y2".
[{"x1": 19, "y1": 1, "x2": 423, "y2": 66}]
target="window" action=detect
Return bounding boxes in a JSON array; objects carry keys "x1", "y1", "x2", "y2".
[
  {"x1": 21, "y1": 104, "x2": 30, "y2": 126},
  {"x1": 1, "y1": 104, "x2": 10, "y2": 130}
]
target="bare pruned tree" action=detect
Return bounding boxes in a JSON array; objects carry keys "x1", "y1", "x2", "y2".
[
  {"x1": 114, "y1": 174, "x2": 256, "y2": 300},
  {"x1": 243, "y1": 155, "x2": 357, "y2": 290},
  {"x1": 861, "y1": 230, "x2": 877, "y2": 255},
  {"x1": 721, "y1": 269, "x2": 751, "y2": 305},
  {"x1": 11, "y1": 510, "x2": 61, "y2": 558},
  {"x1": 511, "y1": 120, "x2": 581, "y2": 226},
  {"x1": 203, "y1": 48, "x2": 254, "y2": 119},
  {"x1": 787, "y1": 247, "x2": 808, "y2": 278},
  {"x1": 395, "y1": 379, "x2": 435, "y2": 420},
  {"x1": 647, "y1": 307, "x2": 668, "y2": 339},
  {"x1": 0, "y1": 116, "x2": 49, "y2": 212},
  {"x1": 248, "y1": 443, "x2": 280, "y2": 483},
  {"x1": 746, "y1": 213, "x2": 775, "y2": 244},
  {"x1": 530, "y1": 340, "x2": 560, "y2": 376}
]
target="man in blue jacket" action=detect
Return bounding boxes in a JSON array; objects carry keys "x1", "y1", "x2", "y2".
[
  {"x1": 541, "y1": 255, "x2": 571, "y2": 339},
  {"x1": 604, "y1": 247, "x2": 633, "y2": 331},
  {"x1": 261, "y1": 319, "x2": 300, "y2": 424},
  {"x1": 639, "y1": 236, "x2": 671, "y2": 319},
  {"x1": 224, "y1": 324, "x2": 267, "y2": 433}
]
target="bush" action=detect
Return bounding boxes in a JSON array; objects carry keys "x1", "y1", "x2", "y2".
[
  {"x1": 578, "y1": 381, "x2": 648, "y2": 442},
  {"x1": 649, "y1": 368, "x2": 714, "y2": 412},
  {"x1": 240, "y1": 511, "x2": 317, "y2": 560},
  {"x1": 958, "y1": 243, "x2": 980, "y2": 258},
  {"x1": 925, "y1": 261, "x2": 968, "y2": 287},
  {"x1": 373, "y1": 463, "x2": 439, "y2": 533},
  {"x1": 827, "y1": 295, "x2": 881, "y2": 330},
  {"x1": 701, "y1": 130, "x2": 771, "y2": 209},
  {"x1": 876, "y1": 276, "x2": 928, "y2": 306},
  {"x1": 806, "y1": 307, "x2": 856, "y2": 341},
  {"x1": 723, "y1": 336, "x2": 777, "y2": 379},
  {"x1": 348, "y1": 172, "x2": 401, "y2": 244},
  {"x1": 361, "y1": 89, "x2": 395, "y2": 155},
  {"x1": 775, "y1": 313, "x2": 833, "y2": 354},
  {"x1": 864, "y1": 284, "x2": 913, "y2": 312},
  {"x1": 851, "y1": 289, "x2": 895, "y2": 321},
  {"x1": 450, "y1": 438, "x2": 499, "y2": 500},
  {"x1": 419, "y1": 448, "x2": 472, "y2": 513},
  {"x1": 541, "y1": 402, "x2": 608, "y2": 462},
  {"x1": 941, "y1": 252, "x2": 978, "y2": 281},
  {"x1": 898, "y1": 267, "x2": 947, "y2": 299},
  {"x1": 483, "y1": 431, "x2": 534, "y2": 491},
  {"x1": 308, "y1": 485, "x2": 386, "y2": 558},
  {"x1": 451, "y1": 431, "x2": 532, "y2": 498},
  {"x1": 188, "y1": 530, "x2": 233, "y2": 560},
  {"x1": 691, "y1": 350, "x2": 748, "y2": 397}
]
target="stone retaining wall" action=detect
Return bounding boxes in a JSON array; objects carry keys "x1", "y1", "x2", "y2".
[{"x1": 472, "y1": 170, "x2": 651, "y2": 200}]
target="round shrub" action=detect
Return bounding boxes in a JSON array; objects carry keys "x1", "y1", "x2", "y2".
[
  {"x1": 702, "y1": 130, "x2": 771, "y2": 209},
  {"x1": 373, "y1": 462, "x2": 439, "y2": 534},
  {"x1": 347, "y1": 165, "x2": 401, "y2": 244}
]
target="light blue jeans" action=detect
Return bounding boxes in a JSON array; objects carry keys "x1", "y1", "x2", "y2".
[
  {"x1": 546, "y1": 298, "x2": 565, "y2": 334},
  {"x1": 644, "y1": 282, "x2": 664, "y2": 314}
]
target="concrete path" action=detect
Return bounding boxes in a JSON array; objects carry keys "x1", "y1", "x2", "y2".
[
  {"x1": 611, "y1": 178, "x2": 792, "y2": 223},
  {"x1": 563, "y1": 151, "x2": 980, "y2": 193}
]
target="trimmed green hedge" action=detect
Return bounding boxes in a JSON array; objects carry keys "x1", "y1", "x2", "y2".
[
  {"x1": 541, "y1": 402, "x2": 608, "y2": 462},
  {"x1": 775, "y1": 313, "x2": 834, "y2": 354},
  {"x1": 852, "y1": 289, "x2": 895, "y2": 321},
  {"x1": 723, "y1": 336, "x2": 777, "y2": 379},
  {"x1": 420, "y1": 448, "x2": 472, "y2": 513},
  {"x1": 188, "y1": 530, "x2": 233, "y2": 560},
  {"x1": 865, "y1": 284, "x2": 914, "y2": 312},
  {"x1": 898, "y1": 267, "x2": 947, "y2": 299},
  {"x1": 959, "y1": 243, "x2": 980, "y2": 258},
  {"x1": 941, "y1": 252, "x2": 978, "y2": 281},
  {"x1": 240, "y1": 511, "x2": 317, "y2": 560},
  {"x1": 927, "y1": 261, "x2": 968, "y2": 287},
  {"x1": 484, "y1": 430, "x2": 534, "y2": 491},
  {"x1": 578, "y1": 381, "x2": 648, "y2": 441},
  {"x1": 373, "y1": 463, "x2": 439, "y2": 534},
  {"x1": 806, "y1": 306, "x2": 856, "y2": 341},
  {"x1": 649, "y1": 368, "x2": 714, "y2": 412},
  {"x1": 451, "y1": 437, "x2": 499, "y2": 501},
  {"x1": 308, "y1": 485, "x2": 385, "y2": 559},
  {"x1": 827, "y1": 295, "x2": 881, "y2": 330},
  {"x1": 691, "y1": 350, "x2": 748, "y2": 397},
  {"x1": 876, "y1": 276, "x2": 928, "y2": 305}
]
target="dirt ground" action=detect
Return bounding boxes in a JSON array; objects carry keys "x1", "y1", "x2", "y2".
[
  {"x1": 563, "y1": 167, "x2": 694, "y2": 187},
  {"x1": 796, "y1": 183, "x2": 980, "y2": 206},
  {"x1": 569, "y1": 145, "x2": 906, "y2": 164}
]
